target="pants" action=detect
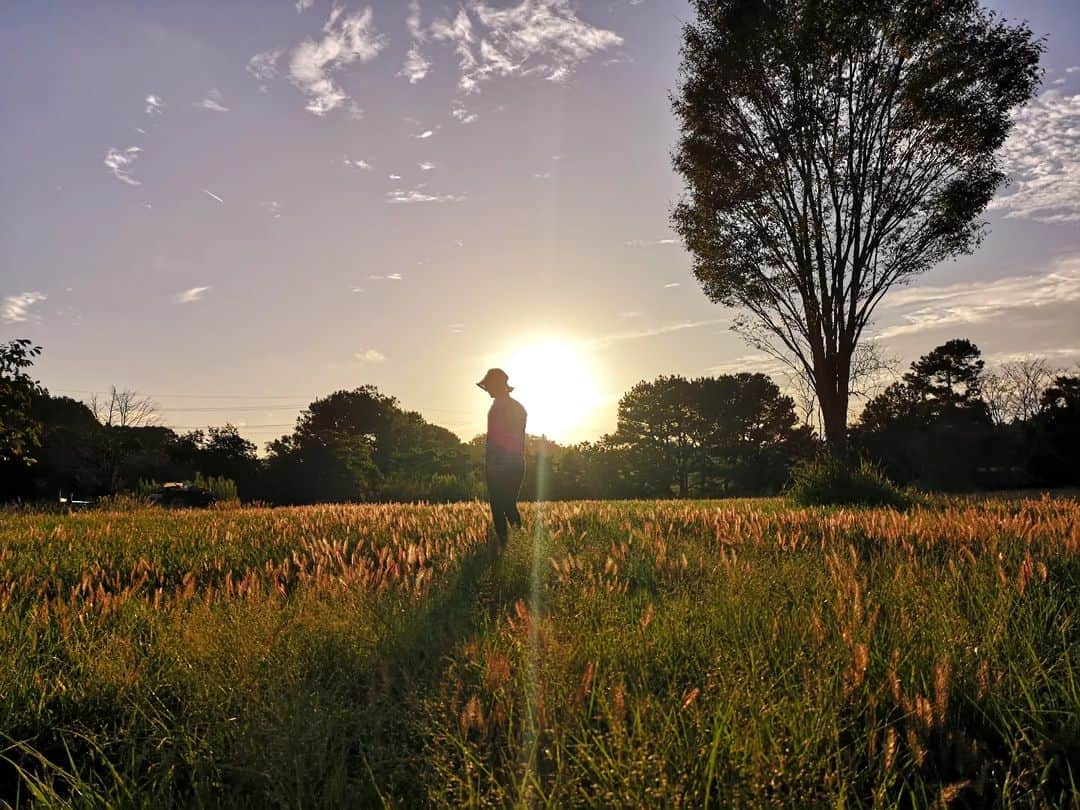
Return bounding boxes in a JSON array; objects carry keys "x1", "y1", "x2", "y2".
[{"x1": 486, "y1": 458, "x2": 524, "y2": 542}]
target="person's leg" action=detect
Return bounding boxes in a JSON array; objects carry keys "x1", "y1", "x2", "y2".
[
  {"x1": 507, "y1": 462, "x2": 524, "y2": 529},
  {"x1": 487, "y1": 470, "x2": 509, "y2": 543}
]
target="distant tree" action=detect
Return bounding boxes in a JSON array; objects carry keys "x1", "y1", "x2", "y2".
[
  {"x1": 672, "y1": 0, "x2": 1043, "y2": 451},
  {"x1": 0, "y1": 339, "x2": 43, "y2": 465},
  {"x1": 606, "y1": 373, "x2": 813, "y2": 497},
  {"x1": 857, "y1": 339, "x2": 992, "y2": 487},
  {"x1": 693, "y1": 373, "x2": 815, "y2": 493},
  {"x1": 609, "y1": 376, "x2": 700, "y2": 497},
  {"x1": 91, "y1": 387, "x2": 158, "y2": 427},
  {"x1": 982, "y1": 358, "x2": 1056, "y2": 425},
  {"x1": 265, "y1": 387, "x2": 473, "y2": 504},
  {"x1": 1026, "y1": 374, "x2": 1080, "y2": 485}
]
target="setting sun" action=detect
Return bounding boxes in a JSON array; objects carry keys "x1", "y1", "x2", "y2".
[{"x1": 500, "y1": 339, "x2": 602, "y2": 441}]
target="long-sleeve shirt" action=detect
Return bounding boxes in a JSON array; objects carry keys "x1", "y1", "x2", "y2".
[{"x1": 486, "y1": 395, "x2": 527, "y2": 466}]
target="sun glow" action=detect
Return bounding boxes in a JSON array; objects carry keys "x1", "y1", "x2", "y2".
[{"x1": 501, "y1": 338, "x2": 602, "y2": 441}]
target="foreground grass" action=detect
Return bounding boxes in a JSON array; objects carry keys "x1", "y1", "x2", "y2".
[{"x1": 0, "y1": 497, "x2": 1077, "y2": 807}]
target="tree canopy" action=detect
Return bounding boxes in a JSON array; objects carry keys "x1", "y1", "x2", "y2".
[{"x1": 672, "y1": 0, "x2": 1043, "y2": 449}]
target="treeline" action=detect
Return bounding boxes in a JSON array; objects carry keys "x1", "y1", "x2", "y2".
[{"x1": 2, "y1": 337, "x2": 1079, "y2": 505}]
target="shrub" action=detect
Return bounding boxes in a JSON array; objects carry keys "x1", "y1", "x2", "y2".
[
  {"x1": 191, "y1": 472, "x2": 239, "y2": 503},
  {"x1": 787, "y1": 454, "x2": 910, "y2": 508}
]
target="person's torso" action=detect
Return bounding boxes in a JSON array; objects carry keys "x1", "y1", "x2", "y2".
[{"x1": 486, "y1": 396, "x2": 527, "y2": 461}]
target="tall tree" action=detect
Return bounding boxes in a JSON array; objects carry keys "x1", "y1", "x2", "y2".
[
  {"x1": 672, "y1": 0, "x2": 1042, "y2": 451},
  {"x1": 0, "y1": 339, "x2": 43, "y2": 465}
]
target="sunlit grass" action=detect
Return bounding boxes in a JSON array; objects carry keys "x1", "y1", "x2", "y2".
[{"x1": 1, "y1": 496, "x2": 1078, "y2": 806}]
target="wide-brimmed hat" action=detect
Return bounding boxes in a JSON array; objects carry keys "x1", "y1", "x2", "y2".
[{"x1": 477, "y1": 367, "x2": 513, "y2": 392}]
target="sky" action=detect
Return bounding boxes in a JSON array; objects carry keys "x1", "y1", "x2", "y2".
[{"x1": 2, "y1": 0, "x2": 1079, "y2": 447}]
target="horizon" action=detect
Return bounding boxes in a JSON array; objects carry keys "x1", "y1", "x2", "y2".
[{"x1": 3, "y1": 0, "x2": 1080, "y2": 447}]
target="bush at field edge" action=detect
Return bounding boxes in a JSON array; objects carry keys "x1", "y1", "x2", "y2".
[{"x1": 787, "y1": 454, "x2": 911, "y2": 508}]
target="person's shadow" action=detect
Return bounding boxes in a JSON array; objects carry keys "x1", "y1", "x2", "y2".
[{"x1": 354, "y1": 534, "x2": 533, "y2": 804}]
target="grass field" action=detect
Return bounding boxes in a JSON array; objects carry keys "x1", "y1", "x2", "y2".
[{"x1": 1, "y1": 497, "x2": 1078, "y2": 807}]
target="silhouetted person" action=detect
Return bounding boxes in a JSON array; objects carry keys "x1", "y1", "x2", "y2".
[{"x1": 477, "y1": 368, "x2": 526, "y2": 548}]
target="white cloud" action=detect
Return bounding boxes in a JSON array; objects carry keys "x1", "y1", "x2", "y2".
[
  {"x1": 350, "y1": 285, "x2": 365, "y2": 293},
  {"x1": 533, "y1": 171, "x2": 552, "y2": 180},
  {"x1": 451, "y1": 103, "x2": 478, "y2": 124},
  {"x1": 368, "y1": 273, "x2": 404, "y2": 280},
  {"x1": 388, "y1": 173, "x2": 402, "y2": 180},
  {"x1": 875, "y1": 255, "x2": 1080, "y2": 338},
  {"x1": 399, "y1": 45, "x2": 431, "y2": 83},
  {"x1": 175, "y1": 286, "x2": 211, "y2": 304},
  {"x1": 289, "y1": 6, "x2": 386, "y2": 116},
  {"x1": 431, "y1": 0, "x2": 622, "y2": 95},
  {"x1": 990, "y1": 91, "x2": 1080, "y2": 223},
  {"x1": 592, "y1": 319, "x2": 724, "y2": 347},
  {"x1": 295, "y1": 0, "x2": 314, "y2": 11},
  {"x1": 663, "y1": 282, "x2": 680, "y2": 288},
  {"x1": 414, "y1": 129, "x2": 434, "y2": 139},
  {"x1": 704, "y1": 353, "x2": 788, "y2": 377},
  {"x1": 145, "y1": 94, "x2": 164, "y2": 116},
  {"x1": 247, "y1": 49, "x2": 282, "y2": 81},
  {"x1": 202, "y1": 189, "x2": 224, "y2": 203},
  {"x1": 356, "y1": 348, "x2": 386, "y2": 362},
  {"x1": 419, "y1": 161, "x2": 435, "y2": 171},
  {"x1": 104, "y1": 146, "x2": 142, "y2": 186},
  {"x1": 626, "y1": 237, "x2": 678, "y2": 247},
  {"x1": 398, "y1": 2, "x2": 431, "y2": 83},
  {"x1": 1, "y1": 292, "x2": 47, "y2": 323},
  {"x1": 1067, "y1": 66, "x2": 1079, "y2": 74},
  {"x1": 386, "y1": 189, "x2": 465, "y2": 204},
  {"x1": 405, "y1": 0, "x2": 425, "y2": 40},
  {"x1": 198, "y1": 89, "x2": 229, "y2": 112},
  {"x1": 344, "y1": 157, "x2": 373, "y2": 169},
  {"x1": 262, "y1": 200, "x2": 282, "y2": 219}
]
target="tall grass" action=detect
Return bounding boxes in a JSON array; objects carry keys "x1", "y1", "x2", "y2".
[{"x1": 0, "y1": 496, "x2": 1077, "y2": 806}]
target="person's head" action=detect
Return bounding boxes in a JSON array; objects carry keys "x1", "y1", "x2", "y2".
[{"x1": 476, "y1": 368, "x2": 513, "y2": 399}]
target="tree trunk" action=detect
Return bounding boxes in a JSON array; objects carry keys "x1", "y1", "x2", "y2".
[{"x1": 817, "y1": 368, "x2": 850, "y2": 456}]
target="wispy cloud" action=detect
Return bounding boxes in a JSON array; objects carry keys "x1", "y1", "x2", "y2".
[
  {"x1": 990, "y1": 90, "x2": 1080, "y2": 223},
  {"x1": 431, "y1": 0, "x2": 622, "y2": 95},
  {"x1": 356, "y1": 348, "x2": 386, "y2": 362},
  {"x1": 386, "y1": 189, "x2": 465, "y2": 204},
  {"x1": 174, "y1": 286, "x2": 211, "y2": 304},
  {"x1": 414, "y1": 129, "x2": 434, "y2": 139},
  {"x1": 626, "y1": 237, "x2": 678, "y2": 247},
  {"x1": 704, "y1": 353, "x2": 788, "y2": 376},
  {"x1": 295, "y1": 0, "x2": 314, "y2": 11},
  {"x1": 344, "y1": 157, "x2": 373, "y2": 170},
  {"x1": 289, "y1": 6, "x2": 386, "y2": 116},
  {"x1": 368, "y1": 273, "x2": 403, "y2": 280},
  {"x1": 399, "y1": 46, "x2": 431, "y2": 84},
  {"x1": 591, "y1": 319, "x2": 724, "y2": 347},
  {"x1": 262, "y1": 200, "x2": 282, "y2": 219},
  {"x1": 398, "y1": 0, "x2": 430, "y2": 83},
  {"x1": 451, "y1": 103, "x2": 478, "y2": 124},
  {"x1": 144, "y1": 94, "x2": 164, "y2": 116},
  {"x1": 1, "y1": 292, "x2": 47, "y2": 323},
  {"x1": 418, "y1": 161, "x2": 435, "y2": 171},
  {"x1": 875, "y1": 255, "x2": 1080, "y2": 338},
  {"x1": 201, "y1": 188, "x2": 224, "y2": 203},
  {"x1": 247, "y1": 49, "x2": 282, "y2": 81},
  {"x1": 198, "y1": 89, "x2": 229, "y2": 112},
  {"x1": 104, "y1": 146, "x2": 142, "y2": 186},
  {"x1": 663, "y1": 282, "x2": 681, "y2": 288}
]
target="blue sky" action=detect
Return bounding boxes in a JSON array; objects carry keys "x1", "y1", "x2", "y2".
[{"x1": 2, "y1": 0, "x2": 1079, "y2": 445}]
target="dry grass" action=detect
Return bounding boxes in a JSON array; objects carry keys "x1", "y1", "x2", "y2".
[{"x1": 1, "y1": 496, "x2": 1078, "y2": 807}]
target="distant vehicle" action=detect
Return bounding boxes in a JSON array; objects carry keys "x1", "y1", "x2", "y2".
[
  {"x1": 58, "y1": 494, "x2": 94, "y2": 510},
  {"x1": 147, "y1": 482, "x2": 217, "y2": 508}
]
